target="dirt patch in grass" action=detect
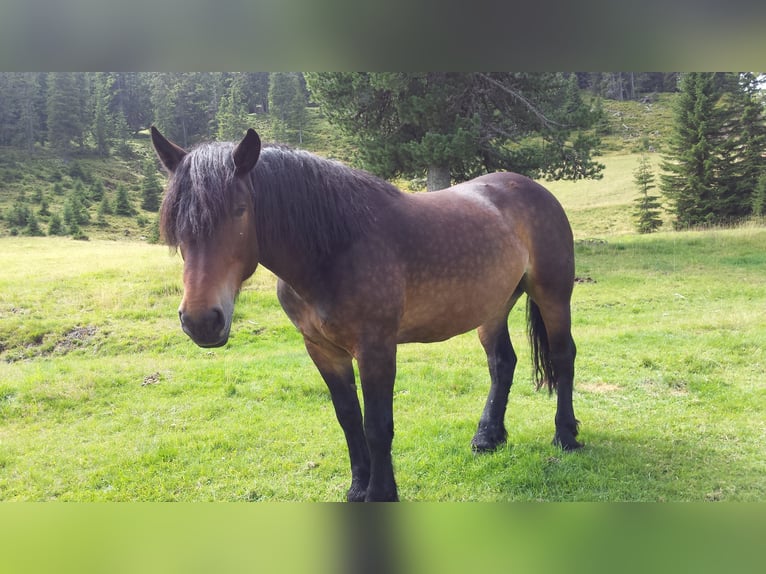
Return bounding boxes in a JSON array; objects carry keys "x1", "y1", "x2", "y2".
[
  {"x1": 53, "y1": 326, "x2": 98, "y2": 354},
  {"x1": 578, "y1": 382, "x2": 621, "y2": 394}
]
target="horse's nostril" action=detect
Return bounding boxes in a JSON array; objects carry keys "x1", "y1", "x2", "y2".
[
  {"x1": 178, "y1": 306, "x2": 228, "y2": 347},
  {"x1": 210, "y1": 307, "x2": 225, "y2": 331}
]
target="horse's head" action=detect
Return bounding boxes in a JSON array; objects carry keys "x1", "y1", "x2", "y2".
[{"x1": 151, "y1": 127, "x2": 262, "y2": 348}]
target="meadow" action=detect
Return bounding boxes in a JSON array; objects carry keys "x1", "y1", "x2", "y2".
[
  {"x1": 1, "y1": 217, "x2": 764, "y2": 500},
  {"x1": 1, "y1": 91, "x2": 764, "y2": 500}
]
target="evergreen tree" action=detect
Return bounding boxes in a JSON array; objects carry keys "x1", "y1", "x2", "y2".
[
  {"x1": 112, "y1": 110, "x2": 133, "y2": 157},
  {"x1": 147, "y1": 216, "x2": 161, "y2": 244},
  {"x1": 92, "y1": 72, "x2": 115, "y2": 157},
  {"x1": 6, "y1": 199, "x2": 30, "y2": 227},
  {"x1": 269, "y1": 73, "x2": 308, "y2": 144},
  {"x1": 140, "y1": 161, "x2": 163, "y2": 212},
  {"x1": 735, "y1": 73, "x2": 766, "y2": 215},
  {"x1": 90, "y1": 180, "x2": 105, "y2": 202},
  {"x1": 63, "y1": 191, "x2": 90, "y2": 226},
  {"x1": 753, "y1": 174, "x2": 766, "y2": 217},
  {"x1": 216, "y1": 74, "x2": 250, "y2": 141},
  {"x1": 661, "y1": 73, "x2": 723, "y2": 227},
  {"x1": 661, "y1": 73, "x2": 765, "y2": 227},
  {"x1": 24, "y1": 212, "x2": 44, "y2": 236},
  {"x1": 306, "y1": 73, "x2": 603, "y2": 191},
  {"x1": 48, "y1": 213, "x2": 64, "y2": 235},
  {"x1": 38, "y1": 196, "x2": 50, "y2": 217},
  {"x1": 97, "y1": 194, "x2": 112, "y2": 227},
  {"x1": 69, "y1": 219, "x2": 88, "y2": 240},
  {"x1": 98, "y1": 194, "x2": 112, "y2": 216},
  {"x1": 150, "y1": 73, "x2": 217, "y2": 147},
  {"x1": 114, "y1": 184, "x2": 135, "y2": 216},
  {"x1": 72, "y1": 180, "x2": 91, "y2": 207},
  {"x1": 632, "y1": 155, "x2": 663, "y2": 233},
  {"x1": 243, "y1": 72, "x2": 271, "y2": 113},
  {"x1": 47, "y1": 73, "x2": 85, "y2": 153},
  {"x1": 112, "y1": 72, "x2": 152, "y2": 135}
]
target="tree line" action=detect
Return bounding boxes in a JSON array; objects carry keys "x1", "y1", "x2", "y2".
[
  {"x1": 2, "y1": 72, "x2": 764, "y2": 233},
  {"x1": 0, "y1": 72, "x2": 309, "y2": 155}
]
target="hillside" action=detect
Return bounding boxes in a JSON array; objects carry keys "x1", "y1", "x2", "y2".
[{"x1": 1, "y1": 95, "x2": 678, "y2": 241}]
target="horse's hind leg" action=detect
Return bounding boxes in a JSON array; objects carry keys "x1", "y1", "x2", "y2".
[
  {"x1": 471, "y1": 300, "x2": 520, "y2": 452},
  {"x1": 548, "y1": 325, "x2": 580, "y2": 449},
  {"x1": 304, "y1": 338, "x2": 370, "y2": 502},
  {"x1": 530, "y1": 297, "x2": 582, "y2": 450}
]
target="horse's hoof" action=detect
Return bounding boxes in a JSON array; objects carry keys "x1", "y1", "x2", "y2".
[
  {"x1": 553, "y1": 434, "x2": 584, "y2": 451},
  {"x1": 471, "y1": 431, "x2": 507, "y2": 453},
  {"x1": 346, "y1": 483, "x2": 368, "y2": 502},
  {"x1": 364, "y1": 491, "x2": 399, "y2": 502}
]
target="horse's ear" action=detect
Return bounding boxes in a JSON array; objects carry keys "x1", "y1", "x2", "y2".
[
  {"x1": 151, "y1": 126, "x2": 187, "y2": 173},
  {"x1": 233, "y1": 129, "x2": 261, "y2": 176}
]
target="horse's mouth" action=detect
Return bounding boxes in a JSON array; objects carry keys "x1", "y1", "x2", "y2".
[
  {"x1": 182, "y1": 325, "x2": 230, "y2": 348},
  {"x1": 193, "y1": 337, "x2": 229, "y2": 348}
]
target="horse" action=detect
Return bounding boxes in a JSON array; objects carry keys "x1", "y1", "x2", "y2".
[{"x1": 151, "y1": 126, "x2": 582, "y2": 502}]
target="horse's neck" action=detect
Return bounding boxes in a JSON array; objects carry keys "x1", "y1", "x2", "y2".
[{"x1": 257, "y1": 238, "x2": 316, "y2": 294}]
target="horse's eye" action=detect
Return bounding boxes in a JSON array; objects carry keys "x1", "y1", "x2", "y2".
[{"x1": 233, "y1": 206, "x2": 246, "y2": 217}]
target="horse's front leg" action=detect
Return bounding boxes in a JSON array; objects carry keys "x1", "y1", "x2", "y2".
[
  {"x1": 304, "y1": 339, "x2": 370, "y2": 502},
  {"x1": 357, "y1": 342, "x2": 398, "y2": 502}
]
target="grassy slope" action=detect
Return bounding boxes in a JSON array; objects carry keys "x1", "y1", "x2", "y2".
[{"x1": 1, "y1": 94, "x2": 765, "y2": 501}]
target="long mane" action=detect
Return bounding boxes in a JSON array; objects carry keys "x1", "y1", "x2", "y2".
[{"x1": 159, "y1": 142, "x2": 402, "y2": 259}]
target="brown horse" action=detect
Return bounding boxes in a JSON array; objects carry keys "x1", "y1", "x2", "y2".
[{"x1": 151, "y1": 127, "x2": 582, "y2": 501}]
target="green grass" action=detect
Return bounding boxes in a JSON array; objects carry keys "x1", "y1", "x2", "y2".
[
  {"x1": 545, "y1": 153, "x2": 670, "y2": 237},
  {"x1": 1, "y1": 226, "x2": 764, "y2": 501},
  {"x1": 1, "y1": 93, "x2": 764, "y2": 501}
]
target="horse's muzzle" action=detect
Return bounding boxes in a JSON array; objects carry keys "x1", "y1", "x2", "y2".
[{"x1": 179, "y1": 307, "x2": 229, "y2": 348}]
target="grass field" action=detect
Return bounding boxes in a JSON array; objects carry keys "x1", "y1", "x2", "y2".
[
  {"x1": 1, "y1": 91, "x2": 763, "y2": 501},
  {"x1": 1, "y1": 221, "x2": 764, "y2": 501}
]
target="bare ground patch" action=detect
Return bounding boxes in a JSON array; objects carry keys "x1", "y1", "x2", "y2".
[
  {"x1": 578, "y1": 381, "x2": 621, "y2": 394},
  {"x1": 54, "y1": 326, "x2": 98, "y2": 354}
]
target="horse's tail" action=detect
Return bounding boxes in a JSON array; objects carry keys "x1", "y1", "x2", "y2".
[{"x1": 527, "y1": 297, "x2": 556, "y2": 394}]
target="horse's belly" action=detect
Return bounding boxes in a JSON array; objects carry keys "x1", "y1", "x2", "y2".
[{"x1": 396, "y1": 277, "x2": 515, "y2": 344}]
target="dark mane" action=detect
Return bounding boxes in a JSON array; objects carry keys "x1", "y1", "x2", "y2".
[
  {"x1": 160, "y1": 142, "x2": 237, "y2": 247},
  {"x1": 159, "y1": 141, "x2": 402, "y2": 258}
]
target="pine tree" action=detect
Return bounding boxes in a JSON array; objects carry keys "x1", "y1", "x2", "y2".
[
  {"x1": 633, "y1": 155, "x2": 663, "y2": 233},
  {"x1": 97, "y1": 194, "x2": 112, "y2": 226},
  {"x1": 24, "y1": 212, "x2": 44, "y2": 236},
  {"x1": 147, "y1": 216, "x2": 161, "y2": 244},
  {"x1": 269, "y1": 73, "x2": 308, "y2": 144},
  {"x1": 306, "y1": 73, "x2": 603, "y2": 191},
  {"x1": 216, "y1": 74, "x2": 250, "y2": 141},
  {"x1": 753, "y1": 173, "x2": 766, "y2": 217},
  {"x1": 114, "y1": 185, "x2": 135, "y2": 216},
  {"x1": 90, "y1": 180, "x2": 105, "y2": 202},
  {"x1": 150, "y1": 73, "x2": 217, "y2": 147},
  {"x1": 48, "y1": 213, "x2": 64, "y2": 235},
  {"x1": 140, "y1": 161, "x2": 163, "y2": 212},
  {"x1": 92, "y1": 72, "x2": 114, "y2": 157},
  {"x1": 38, "y1": 197, "x2": 50, "y2": 217},
  {"x1": 661, "y1": 73, "x2": 764, "y2": 228},
  {"x1": 47, "y1": 73, "x2": 85, "y2": 154},
  {"x1": 7, "y1": 199, "x2": 29, "y2": 227},
  {"x1": 735, "y1": 73, "x2": 766, "y2": 216},
  {"x1": 660, "y1": 73, "x2": 722, "y2": 228},
  {"x1": 98, "y1": 194, "x2": 112, "y2": 216},
  {"x1": 63, "y1": 191, "x2": 90, "y2": 227}
]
